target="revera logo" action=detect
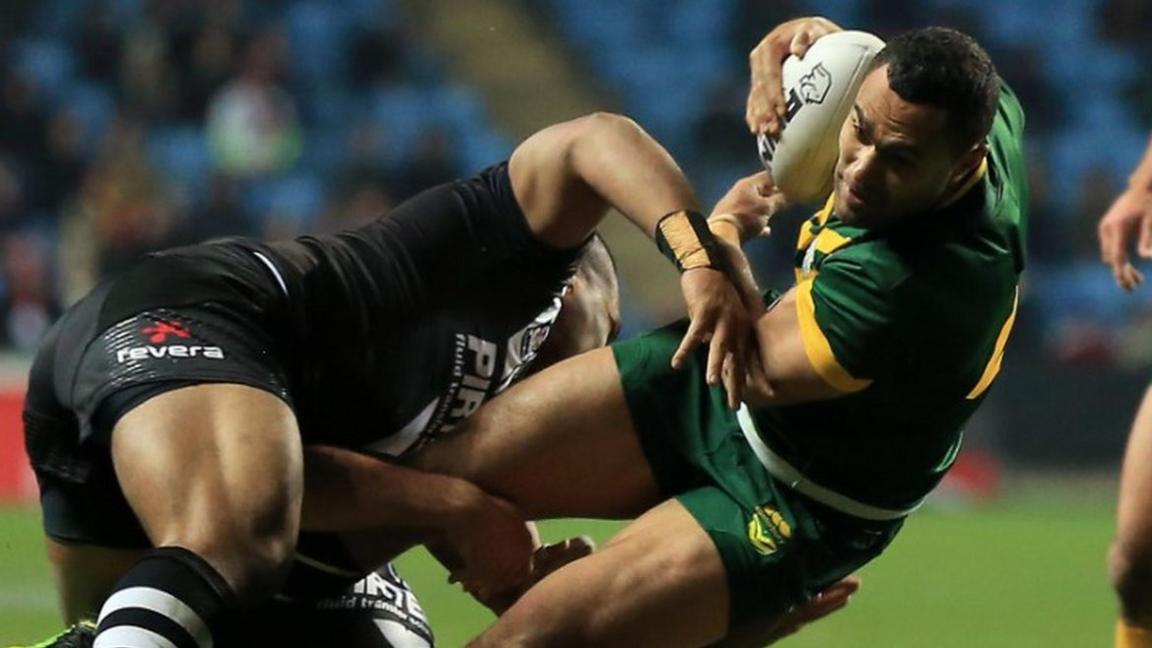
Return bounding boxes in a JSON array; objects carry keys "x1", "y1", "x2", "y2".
[
  {"x1": 142, "y1": 320, "x2": 191, "y2": 343},
  {"x1": 115, "y1": 345, "x2": 226, "y2": 363}
]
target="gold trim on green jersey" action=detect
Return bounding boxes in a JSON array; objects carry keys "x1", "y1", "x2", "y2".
[
  {"x1": 795, "y1": 195, "x2": 836, "y2": 256},
  {"x1": 966, "y1": 285, "x2": 1018, "y2": 399},
  {"x1": 940, "y1": 157, "x2": 988, "y2": 209},
  {"x1": 795, "y1": 278, "x2": 873, "y2": 393},
  {"x1": 814, "y1": 228, "x2": 853, "y2": 255}
]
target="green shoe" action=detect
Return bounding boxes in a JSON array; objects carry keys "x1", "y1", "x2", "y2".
[{"x1": 6, "y1": 620, "x2": 95, "y2": 648}]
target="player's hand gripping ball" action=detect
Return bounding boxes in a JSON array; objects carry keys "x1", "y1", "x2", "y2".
[{"x1": 757, "y1": 31, "x2": 885, "y2": 204}]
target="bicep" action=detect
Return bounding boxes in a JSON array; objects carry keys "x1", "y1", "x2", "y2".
[{"x1": 508, "y1": 117, "x2": 610, "y2": 249}]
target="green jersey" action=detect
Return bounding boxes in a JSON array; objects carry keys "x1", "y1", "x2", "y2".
[{"x1": 751, "y1": 83, "x2": 1028, "y2": 511}]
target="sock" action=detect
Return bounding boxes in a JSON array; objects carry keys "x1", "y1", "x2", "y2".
[
  {"x1": 93, "y1": 547, "x2": 236, "y2": 648},
  {"x1": 1118, "y1": 619, "x2": 1152, "y2": 648}
]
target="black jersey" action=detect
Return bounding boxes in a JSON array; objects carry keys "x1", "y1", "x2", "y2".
[
  {"x1": 249, "y1": 162, "x2": 581, "y2": 450},
  {"x1": 28, "y1": 162, "x2": 580, "y2": 468}
]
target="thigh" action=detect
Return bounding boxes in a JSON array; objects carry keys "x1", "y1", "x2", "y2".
[
  {"x1": 472, "y1": 498, "x2": 730, "y2": 648},
  {"x1": 410, "y1": 346, "x2": 661, "y2": 519},
  {"x1": 111, "y1": 384, "x2": 302, "y2": 573}
]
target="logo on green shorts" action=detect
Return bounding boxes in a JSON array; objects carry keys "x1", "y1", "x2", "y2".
[{"x1": 747, "y1": 505, "x2": 792, "y2": 555}]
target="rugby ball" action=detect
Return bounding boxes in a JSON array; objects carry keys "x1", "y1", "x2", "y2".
[{"x1": 757, "y1": 30, "x2": 886, "y2": 204}]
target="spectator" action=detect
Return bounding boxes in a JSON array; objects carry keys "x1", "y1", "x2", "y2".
[
  {"x1": 0, "y1": 232, "x2": 60, "y2": 352},
  {"x1": 79, "y1": 115, "x2": 176, "y2": 277},
  {"x1": 207, "y1": 29, "x2": 302, "y2": 177}
]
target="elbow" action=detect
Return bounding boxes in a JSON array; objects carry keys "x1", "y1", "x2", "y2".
[
  {"x1": 578, "y1": 111, "x2": 640, "y2": 132},
  {"x1": 570, "y1": 111, "x2": 645, "y2": 148},
  {"x1": 564, "y1": 111, "x2": 650, "y2": 173}
]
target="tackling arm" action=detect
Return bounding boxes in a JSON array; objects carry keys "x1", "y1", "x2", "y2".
[
  {"x1": 299, "y1": 445, "x2": 535, "y2": 602},
  {"x1": 509, "y1": 112, "x2": 701, "y2": 249},
  {"x1": 512, "y1": 113, "x2": 776, "y2": 406}
]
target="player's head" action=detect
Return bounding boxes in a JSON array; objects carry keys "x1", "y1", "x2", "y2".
[
  {"x1": 535, "y1": 233, "x2": 621, "y2": 368},
  {"x1": 833, "y1": 26, "x2": 999, "y2": 228}
]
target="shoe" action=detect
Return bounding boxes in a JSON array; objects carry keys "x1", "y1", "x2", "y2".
[{"x1": 6, "y1": 620, "x2": 96, "y2": 648}]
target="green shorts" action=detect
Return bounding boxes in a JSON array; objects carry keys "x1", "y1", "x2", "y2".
[{"x1": 612, "y1": 318, "x2": 904, "y2": 627}]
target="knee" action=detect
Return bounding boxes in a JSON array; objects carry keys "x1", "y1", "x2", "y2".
[
  {"x1": 183, "y1": 517, "x2": 299, "y2": 604},
  {"x1": 1110, "y1": 539, "x2": 1152, "y2": 620}
]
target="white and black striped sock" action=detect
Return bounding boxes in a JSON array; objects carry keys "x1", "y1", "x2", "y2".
[{"x1": 94, "y1": 546, "x2": 235, "y2": 648}]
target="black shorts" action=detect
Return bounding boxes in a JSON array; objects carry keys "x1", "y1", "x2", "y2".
[{"x1": 25, "y1": 242, "x2": 293, "y2": 547}]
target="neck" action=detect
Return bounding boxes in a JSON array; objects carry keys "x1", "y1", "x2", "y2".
[{"x1": 936, "y1": 156, "x2": 988, "y2": 210}]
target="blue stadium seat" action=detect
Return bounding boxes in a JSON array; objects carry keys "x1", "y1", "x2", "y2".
[
  {"x1": 456, "y1": 129, "x2": 514, "y2": 175},
  {"x1": 146, "y1": 125, "x2": 214, "y2": 194},
  {"x1": 285, "y1": 2, "x2": 352, "y2": 86},
  {"x1": 56, "y1": 82, "x2": 115, "y2": 158},
  {"x1": 32, "y1": 0, "x2": 87, "y2": 38},
  {"x1": 244, "y1": 172, "x2": 327, "y2": 225},
  {"x1": 11, "y1": 38, "x2": 74, "y2": 101}
]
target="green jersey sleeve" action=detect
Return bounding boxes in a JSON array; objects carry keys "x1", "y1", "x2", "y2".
[{"x1": 796, "y1": 254, "x2": 899, "y2": 392}]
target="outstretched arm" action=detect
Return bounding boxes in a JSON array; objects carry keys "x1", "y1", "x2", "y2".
[
  {"x1": 1099, "y1": 134, "x2": 1152, "y2": 291},
  {"x1": 510, "y1": 111, "x2": 699, "y2": 250},
  {"x1": 300, "y1": 445, "x2": 535, "y2": 603},
  {"x1": 510, "y1": 113, "x2": 776, "y2": 406}
]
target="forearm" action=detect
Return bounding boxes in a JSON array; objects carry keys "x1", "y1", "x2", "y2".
[
  {"x1": 510, "y1": 113, "x2": 703, "y2": 250},
  {"x1": 566, "y1": 113, "x2": 701, "y2": 236},
  {"x1": 1129, "y1": 135, "x2": 1152, "y2": 193},
  {"x1": 300, "y1": 445, "x2": 479, "y2": 538}
]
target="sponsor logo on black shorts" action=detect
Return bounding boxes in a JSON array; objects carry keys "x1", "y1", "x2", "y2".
[
  {"x1": 115, "y1": 320, "x2": 225, "y2": 363},
  {"x1": 142, "y1": 320, "x2": 192, "y2": 343}
]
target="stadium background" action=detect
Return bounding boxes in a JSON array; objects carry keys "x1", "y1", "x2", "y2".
[{"x1": 0, "y1": 0, "x2": 1145, "y2": 645}]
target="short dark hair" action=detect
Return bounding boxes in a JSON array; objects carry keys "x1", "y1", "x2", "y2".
[{"x1": 873, "y1": 26, "x2": 1000, "y2": 151}]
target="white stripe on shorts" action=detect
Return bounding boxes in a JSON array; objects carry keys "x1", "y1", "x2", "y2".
[{"x1": 251, "y1": 250, "x2": 289, "y2": 298}]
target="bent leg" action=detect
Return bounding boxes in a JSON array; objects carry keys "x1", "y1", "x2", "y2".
[
  {"x1": 95, "y1": 384, "x2": 302, "y2": 646},
  {"x1": 470, "y1": 499, "x2": 730, "y2": 648},
  {"x1": 1112, "y1": 385, "x2": 1152, "y2": 644},
  {"x1": 411, "y1": 347, "x2": 662, "y2": 519},
  {"x1": 45, "y1": 539, "x2": 143, "y2": 623}
]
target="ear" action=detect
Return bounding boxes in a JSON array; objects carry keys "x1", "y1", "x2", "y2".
[{"x1": 950, "y1": 141, "x2": 987, "y2": 184}]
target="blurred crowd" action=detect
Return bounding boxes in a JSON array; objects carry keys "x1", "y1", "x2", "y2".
[
  {"x1": 0, "y1": 0, "x2": 505, "y2": 351},
  {"x1": 1, "y1": 0, "x2": 1151, "y2": 375}
]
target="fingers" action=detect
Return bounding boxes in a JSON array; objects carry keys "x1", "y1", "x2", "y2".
[
  {"x1": 706, "y1": 327, "x2": 728, "y2": 386},
  {"x1": 721, "y1": 351, "x2": 739, "y2": 410},
  {"x1": 746, "y1": 38, "x2": 789, "y2": 135},
  {"x1": 672, "y1": 316, "x2": 708, "y2": 371},
  {"x1": 766, "y1": 576, "x2": 860, "y2": 643},
  {"x1": 789, "y1": 30, "x2": 814, "y2": 57},
  {"x1": 743, "y1": 348, "x2": 775, "y2": 408},
  {"x1": 746, "y1": 76, "x2": 785, "y2": 137},
  {"x1": 1115, "y1": 262, "x2": 1145, "y2": 292},
  {"x1": 531, "y1": 536, "x2": 595, "y2": 584},
  {"x1": 747, "y1": 17, "x2": 841, "y2": 135},
  {"x1": 796, "y1": 577, "x2": 860, "y2": 623}
]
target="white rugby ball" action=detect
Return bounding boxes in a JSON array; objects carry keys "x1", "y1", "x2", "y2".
[{"x1": 757, "y1": 30, "x2": 886, "y2": 204}]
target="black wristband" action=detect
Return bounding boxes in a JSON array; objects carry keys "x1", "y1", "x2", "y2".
[{"x1": 654, "y1": 210, "x2": 726, "y2": 273}]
